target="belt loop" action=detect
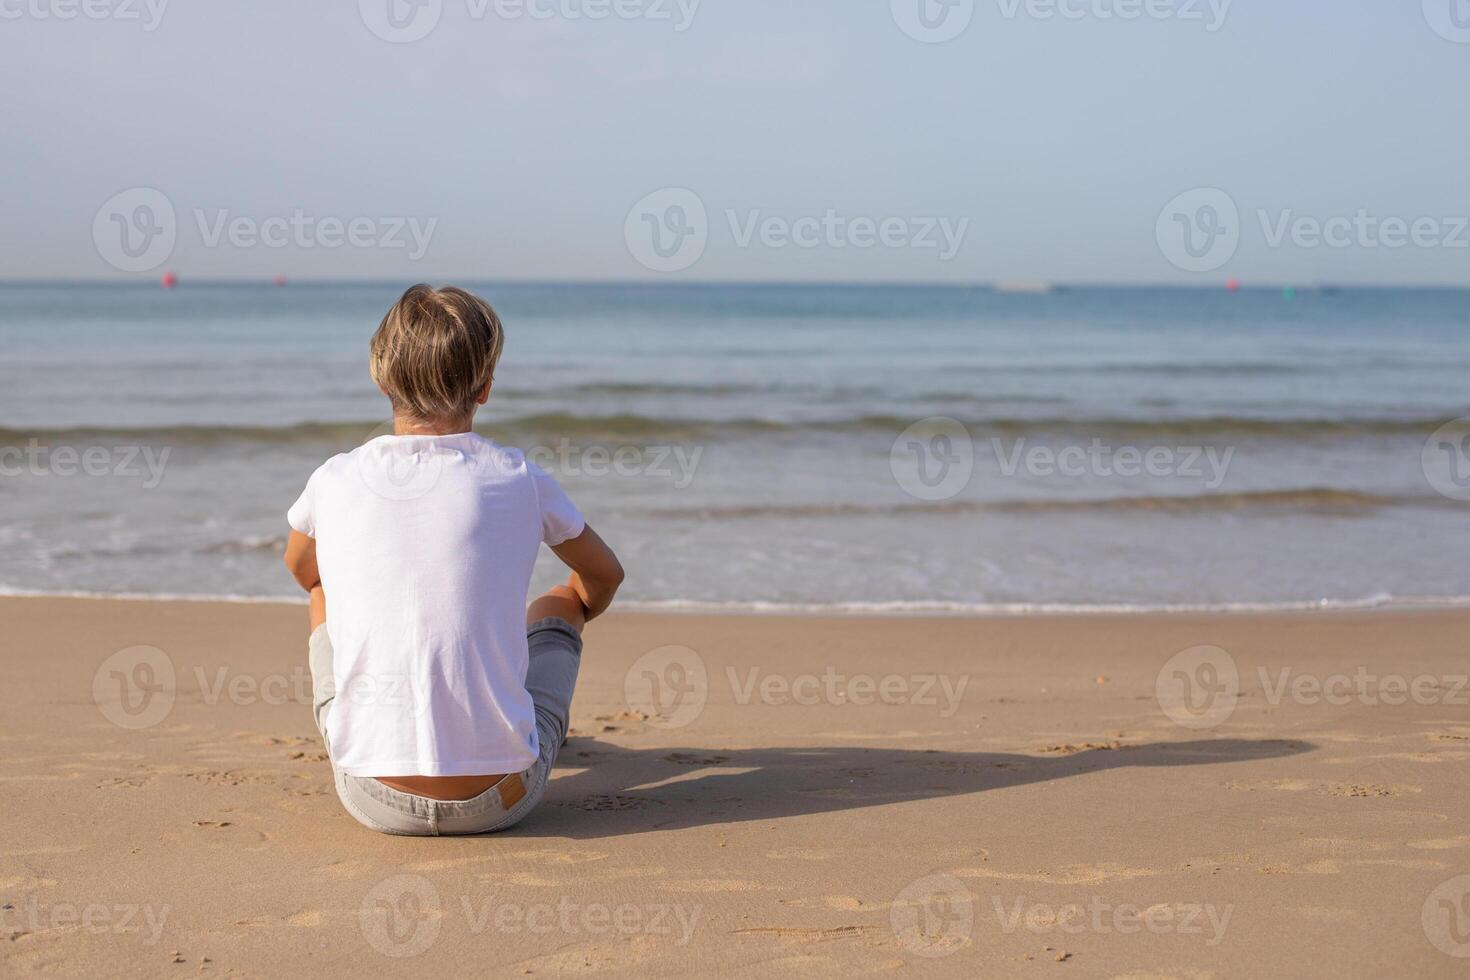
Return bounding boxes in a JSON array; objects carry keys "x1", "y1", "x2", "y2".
[{"x1": 428, "y1": 801, "x2": 441, "y2": 837}]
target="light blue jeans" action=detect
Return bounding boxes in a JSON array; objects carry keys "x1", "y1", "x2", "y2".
[{"x1": 308, "y1": 617, "x2": 582, "y2": 836}]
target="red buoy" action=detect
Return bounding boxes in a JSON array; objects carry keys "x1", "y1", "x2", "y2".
[
  {"x1": 161, "y1": 270, "x2": 178, "y2": 289},
  {"x1": 273, "y1": 274, "x2": 287, "y2": 287},
  {"x1": 1226, "y1": 278, "x2": 1241, "y2": 293}
]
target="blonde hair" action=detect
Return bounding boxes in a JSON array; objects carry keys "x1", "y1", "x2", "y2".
[{"x1": 370, "y1": 284, "x2": 505, "y2": 423}]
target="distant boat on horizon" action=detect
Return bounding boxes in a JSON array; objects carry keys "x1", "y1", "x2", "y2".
[{"x1": 993, "y1": 280, "x2": 1053, "y2": 295}]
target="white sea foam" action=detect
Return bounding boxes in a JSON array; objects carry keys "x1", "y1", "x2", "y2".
[{"x1": 4, "y1": 585, "x2": 1468, "y2": 617}]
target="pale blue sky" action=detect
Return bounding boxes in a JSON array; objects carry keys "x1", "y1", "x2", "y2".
[{"x1": 4, "y1": 1, "x2": 1468, "y2": 284}]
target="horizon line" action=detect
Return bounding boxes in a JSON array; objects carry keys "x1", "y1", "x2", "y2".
[{"x1": 3, "y1": 277, "x2": 1470, "y2": 291}]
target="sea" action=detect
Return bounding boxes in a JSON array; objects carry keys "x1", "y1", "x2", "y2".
[{"x1": 2, "y1": 281, "x2": 1468, "y2": 613}]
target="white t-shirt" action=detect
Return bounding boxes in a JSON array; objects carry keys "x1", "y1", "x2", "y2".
[{"x1": 287, "y1": 432, "x2": 585, "y2": 777}]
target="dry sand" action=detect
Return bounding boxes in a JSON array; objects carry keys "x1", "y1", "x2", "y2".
[{"x1": 3, "y1": 596, "x2": 1469, "y2": 977}]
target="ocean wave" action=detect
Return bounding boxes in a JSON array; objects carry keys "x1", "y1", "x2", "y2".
[
  {"x1": 944, "y1": 361, "x2": 1321, "y2": 377},
  {"x1": 198, "y1": 534, "x2": 288, "y2": 555},
  {"x1": 3, "y1": 586, "x2": 1469, "y2": 617},
  {"x1": 649, "y1": 488, "x2": 1437, "y2": 519},
  {"x1": 0, "y1": 413, "x2": 1457, "y2": 447}
]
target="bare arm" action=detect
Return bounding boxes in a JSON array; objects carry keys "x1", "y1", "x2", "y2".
[
  {"x1": 283, "y1": 530, "x2": 326, "y2": 629},
  {"x1": 283, "y1": 530, "x2": 320, "y2": 593},
  {"x1": 550, "y1": 524, "x2": 624, "y2": 621}
]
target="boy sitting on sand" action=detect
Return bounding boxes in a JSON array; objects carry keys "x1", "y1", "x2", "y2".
[{"x1": 282, "y1": 284, "x2": 624, "y2": 835}]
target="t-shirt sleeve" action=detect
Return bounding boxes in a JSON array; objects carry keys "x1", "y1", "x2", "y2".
[
  {"x1": 528, "y1": 461, "x2": 586, "y2": 546},
  {"x1": 286, "y1": 469, "x2": 319, "y2": 538}
]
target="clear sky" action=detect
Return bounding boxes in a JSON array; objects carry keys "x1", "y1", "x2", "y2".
[{"x1": 4, "y1": 1, "x2": 1468, "y2": 284}]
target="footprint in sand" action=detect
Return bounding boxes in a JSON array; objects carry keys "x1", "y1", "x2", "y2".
[
  {"x1": 766, "y1": 848, "x2": 838, "y2": 861},
  {"x1": 555, "y1": 794, "x2": 653, "y2": 811},
  {"x1": 661, "y1": 879, "x2": 769, "y2": 892},
  {"x1": 1408, "y1": 835, "x2": 1470, "y2": 850},
  {"x1": 0, "y1": 875, "x2": 58, "y2": 889},
  {"x1": 779, "y1": 895, "x2": 888, "y2": 913},
  {"x1": 234, "y1": 733, "x2": 315, "y2": 748},
  {"x1": 663, "y1": 752, "x2": 729, "y2": 766},
  {"x1": 953, "y1": 862, "x2": 1158, "y2": 885},
  {"x1": 1225, "y1": 778, "x2": 1419, "y2": 798},
  {"x1": 596, "y1": 710, "x2": 652, "y2": 723},
  {"x1": 184, "y1": 769, "x2": 284, "y2": 787},
  {"x1": 1288, "y1": 906, "x2": 1360, "y2": 922},
  {"x1": 732, "y1": 925, "x2": 877, "y2": 944},
  {"x1": 519, "y1": 933, "x2": 661, "y2": 972},
  {"x1": 408, "y1": 850, "x2": 610, "y2": 873}
]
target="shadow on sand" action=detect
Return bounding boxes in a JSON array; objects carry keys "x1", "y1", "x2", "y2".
[{"x1": 509, "y1": 737, "x2": 1313, "y2": 839}]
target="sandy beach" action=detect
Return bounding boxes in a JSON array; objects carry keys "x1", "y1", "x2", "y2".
[{"x1": 2, "y1": 596, "x2": 1467, "y2": 976}]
